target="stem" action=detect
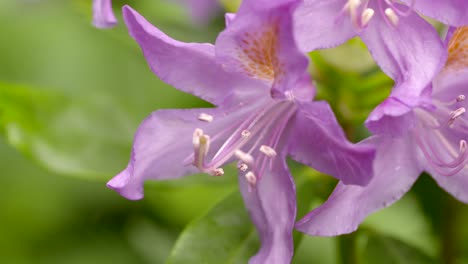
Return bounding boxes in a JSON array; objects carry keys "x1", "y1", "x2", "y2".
[
  {"x1": 338, "y1": 233, "x2": 358, "y2": 264},
  {"x1": 441, "y1": 196, "x2": 459, "y2": 264}
]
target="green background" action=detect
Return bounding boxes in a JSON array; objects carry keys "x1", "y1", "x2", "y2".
[{"x1": 0, "y1": 1, "x2": 467, "y2": 263}]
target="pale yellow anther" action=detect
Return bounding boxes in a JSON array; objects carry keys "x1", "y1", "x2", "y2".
[
  {"x1": 198, "y1": 113, "x2": 214, "y2": 122},
  {"x1": 245, "y1": 171, "x2": 257, "y2": 186},
  {"x1": 460, "y1": 140, "x2": 467, "y2": 152},
  {"x1": 385, "y1": 8, "x2": 399, "y2": 26},
  {"x1": 260, "y1": 145, "x2": 277, "y2": 158},
  {"x1": 361, "y1": 8, "x2": 375, "y2": 27},
  {"x1": 235, "y1": 150, "x2": 254, "y2": 164},
  {"x1": 192, "y1": 128, "x2": 204, "y2": 146},
  {"x1": 241, "y1": 129, "x2": 251, "y2": 138},
  {"x1": 212, "y1": 168, "x2": 225, "y2": 176},
  {"x1": 238, "y1": 163, "x2": 248, "y2": 172}
]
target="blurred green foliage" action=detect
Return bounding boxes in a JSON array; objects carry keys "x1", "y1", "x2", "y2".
[{"x1": 0, "y1": 1, "x2": 467, "y2": 264}]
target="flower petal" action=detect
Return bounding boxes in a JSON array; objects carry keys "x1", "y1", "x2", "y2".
[
  {"x1": 107, "y1": 107, "x2": 247, "y2": 200},
  {"x1": 429, "y1": 168, "x2": 468, "y2": 204},
  {"x1": 92, "y1": 0, "x2": 118, "y2": 28},
  {"x1": 433, "y1": 27, "x2": 468, "y2": 99},
  {"x1": 224, "y1": 13, "x2": 236, "y2": 27},
  {"x1": 294, "y1": 0, "x2": 356, "y2": 51},
  {"x1": 123, "y1": 5, "x2": 261, "y2": 106},
  {"x1": 215, "y1": 1, "x2": 312, "y2": 100},
  {"x1": 295, "y1": 136, "x2": 422, "y2": 236},
  {"x1": 366, "y1": 96, "x2": 417, "y2": 136},
  {"x1": 239, "y1": 156, "x2": 295, "y2": 264},
  {"x1": 361, "y1": 4, "x2": 446, "y2": 129},
  {"x1": 401, "y1": 0, "x2": 468, "y2": 26},
  {"x1": 288, "y1": 101, "x2": 376, "y2": 186}
]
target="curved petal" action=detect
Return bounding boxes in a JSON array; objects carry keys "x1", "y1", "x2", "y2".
[
  {"x1": 295, "y1": 136, "x2": 422, "y2": 236},
  {"x1": 288, "y1": 101, "x2": 376, "y2": 186},
  {"x1": 429, "y1": 168, "x2": 468, "y2": 204},
  {"x1": 215, "y1": 1, "x2": 313, "y2": 101},
  {"x1": 122, "y1": 5, "x2": 261, "y2": 106},
  {"x1": 92, "y1": 0, "x2": 117, "y2": 28},
  {"x1": 294, "y1": 0, "x2": 356, "y2": 51},
  {"x1": 224, "y1": 13, "x2": 236, "y2": 27},
  {"x1": 366, "y1": 96, "x2": 417, "y2": 136},
  {"x1": 107, "y1": 107, "x2": 245, "y2": 200},
  {"x1": 401, "y1": 0, "x2": 468, "y2": 26},
  {"x1": 239, "y1": 156, "x2": 295, "y2": 264},
  {"x1": 361, "y1": 4, "x2": 446, "y2": 127}
]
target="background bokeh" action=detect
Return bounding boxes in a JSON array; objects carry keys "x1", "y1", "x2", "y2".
[{"x1": 0, "y1": 1, "x2": 467, "y2": 263}]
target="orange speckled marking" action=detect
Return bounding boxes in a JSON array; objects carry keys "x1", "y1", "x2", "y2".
[
  {"x1": 446, "y1": 26, "x2": 468, "y2": 70},
  {"x1": 236, "y1": 21, "x2": 285, "y2": 82}
]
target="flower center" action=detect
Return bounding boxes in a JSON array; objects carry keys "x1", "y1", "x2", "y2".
[
  {"x1": 188, "y1": 100, "x2": 296, "y2": 189},
  {"x1": 340, "y1": 0, "x2": 416, "y2": 29},
  {"x1": 414, "y1": 94, "x2": 468, "y2": 176}
]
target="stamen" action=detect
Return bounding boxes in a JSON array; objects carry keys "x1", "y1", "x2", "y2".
[
  {"x1": 245, "y1": 171, "x2": 257, "y2": 186},
  {"x1": 460, "y1": 140, "x2": 467, "y2": 153},
  {"x1": 198, "y1": 113, "x2": 213, "y2": 122},
  {"x1": 361, "y1": 8, "x2": 375, "y2": 27},
  {"x1": 457, "y1": 95, "x2": 465, "y2": 102},
  {"x1": 241, "y1": 129, "x2": 251, "y2": 138},
  {"x1": 212, "y1": 168, "x2": 224, "y2": 176},
  {"x1": 384, "y1": 8, "x2": 399, "y2": 26},
  {"x1": 259, "y1": 145, "x2": 277, "y2": 158},
  {"x1": 448, "y1": 107, "x2": 466, "y2": 126},
  {"x1": 238, "y1": 163, "x2": 248, "y2": 172},
  {"x1": 193, "y1": 128, "x2": 210, "y2": 169},
  {"x1": 235, "y1": 150, "x2": 254, "y2": 164},
  {"x1": 345, "y1": 0, "x2": 361, "y2": 10}
]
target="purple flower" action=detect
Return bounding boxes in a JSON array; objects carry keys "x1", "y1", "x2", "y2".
[
  {"x1": 92, "y1": 0, "x2": 117, "y2": 28},
  {"x1": 108, "y1": 1, "x2": 375, "y2": 262},
  {"x1": 295, "y1": 26, "x2": 468, "y2": 236},
  {"x1": 293, "y1": 0, "x2": 468, "y2": 135}
]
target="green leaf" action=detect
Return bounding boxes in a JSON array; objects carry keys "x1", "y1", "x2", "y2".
[
  {"x1": 0, "y1": 1, "x2": 223, "y2": 181},
  {"x1": 0, "y1": 82, "x2": 133, "y2": 180},
  {"x1": 361, "y1": 194, "x2": 438, "y2": 257},
  {"x1": 360, "y1": 232, "x2": 437, "y2": 264},
  {"x1": 166, "y1": 164, "x2": 332, "y2": 264},
  {"x1": 166, "y1": 190, "x2": 259, "y2": 264}
]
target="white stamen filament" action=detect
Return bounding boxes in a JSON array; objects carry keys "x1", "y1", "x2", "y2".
[
  {"x1": 259, "y1": 145, "x2": 277, "y2": 158},
  {"x1": 415, "y1": 93, "x2": 468, "y2": 177},
  {"x1": 198, "y1": 113, "x2": 214, "y2": 122},
  {"x1": 361, "y1": 8, "x2": 375, "y2": 27},
  {"x1": 385, "y1": 8, "x2": 399, "y2": 26},
  {"x1": 245, "y1": 171, "x2": 257, "y2": 186}
]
